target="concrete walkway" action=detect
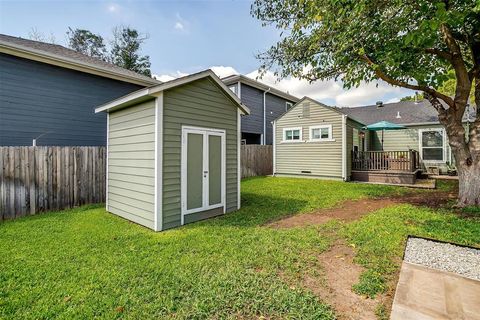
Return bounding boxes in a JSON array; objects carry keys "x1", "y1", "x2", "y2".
[{"x1": 391, "y1": 262, "x2": 480, "y2": 319}]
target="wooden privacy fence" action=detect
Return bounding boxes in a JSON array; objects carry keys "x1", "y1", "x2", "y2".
[
  {"x1": 241, "y1": 145, "x2": 273, "y2": 178},
  {"x1": 0, "y1": 147, "x2": 106, "y2": 220}
]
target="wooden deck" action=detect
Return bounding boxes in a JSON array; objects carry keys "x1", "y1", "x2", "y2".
[{"x1": 351, "y1": 150, "x2": 421, "y2": 185}]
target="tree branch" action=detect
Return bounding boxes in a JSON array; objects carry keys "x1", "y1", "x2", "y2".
[
  {"x1": 424, "y1": 48, "x2": 452, "y2": 61},
  {"x1": 440, "y1": 24, "x2": 472, "y2": 107},
  {"x1": 360, "y1": 54, "x2": 454, "y2": 107}
]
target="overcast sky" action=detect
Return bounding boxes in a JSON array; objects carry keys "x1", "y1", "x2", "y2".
[{"x1": 0, "y1": 0, "x2": 413, "y2": 106}]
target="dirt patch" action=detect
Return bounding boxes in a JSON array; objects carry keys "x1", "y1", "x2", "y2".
[
  {"x1": 303, "y1": 241, "x2": 380, "y2": 320},
  {"x1": 268, "y1": 189, "x2": 457, "y2": 229},
  {"x1": 269, "y1": 198, "x2": 398, "y2": 228}
]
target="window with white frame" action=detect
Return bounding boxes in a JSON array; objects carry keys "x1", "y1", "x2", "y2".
[
  {"x1": 309, "y1": 125, "x2": 332, "y2": 141},
  {"x1": 228, "y1": 84, "x2": 238, "y2": 96},
  {"x1": 285, "y1": 102, "x2": 293, "y2": 111},
  {"x1": 420, "y1": 129, "x2": 445, "y2": 161},
  {"x1": 283, "y1": 127, "x2": 302, "y2": 142}
]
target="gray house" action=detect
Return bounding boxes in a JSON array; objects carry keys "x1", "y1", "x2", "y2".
[
  {"x1": 0, "y1": 34, "x2": 159, "y2": 146},
  {"x1": 95, "y1": 70, "x2": 249, "y2": 231},
  {"x1": 222, "y1": 75, "x2": 299, "y2": 145}
]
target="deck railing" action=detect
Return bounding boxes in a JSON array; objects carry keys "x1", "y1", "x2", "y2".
[{"x1": 352, "y1": 150, "x2": 420, "y2": 172}]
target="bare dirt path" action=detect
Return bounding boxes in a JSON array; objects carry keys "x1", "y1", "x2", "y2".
[
  {"x1": 271, "y1": 188, "x2": 457, "y2": 319},
  {"x1": 302, "y1": 241, "x2": 381, "y2": 320},
  {"x1": 268, "y1": 190, "x2": 457, "y2": 229}
]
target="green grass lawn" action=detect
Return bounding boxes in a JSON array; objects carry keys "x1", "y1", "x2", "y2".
[{"x1": 1, "y1": 177, "x2": 479, "y2": 319}]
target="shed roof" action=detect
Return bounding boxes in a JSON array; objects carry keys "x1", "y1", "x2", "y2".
[
  {"x1": 95, "y1": 69, "x2": 250, "y2": 115},
  {"x1": 0, "y1": 34, "x2": 160, "y2": 86}
]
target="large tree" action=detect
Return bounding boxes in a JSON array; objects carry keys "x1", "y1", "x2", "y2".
[
  {"x1": 252, "y1": 0, "x2": 480, "y2": 206},
  {"x1": 110, "y1": 26, "x2": 152, "y2": 77},
  {"x1": 66, "y1": 28, "x2": 107, "y2": 60}
]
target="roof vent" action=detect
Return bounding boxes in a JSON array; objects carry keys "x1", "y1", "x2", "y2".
[
  {"x1": 396, "y1": 111, "x2": 401, "y2": 119},
  {"x1": 376, "y1": 101, "x2": 383, "y2": 108}
]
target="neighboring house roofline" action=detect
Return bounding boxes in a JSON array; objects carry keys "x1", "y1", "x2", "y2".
[
  {"x1": 95, "y1": 69, "x2": 251, "y2": 115},
  {"x1": 0, "y1": 35, "x2": 160, "y2": 86},
  {"x1": 222, "y1": 74, "x2": 300, "y2": 103}
]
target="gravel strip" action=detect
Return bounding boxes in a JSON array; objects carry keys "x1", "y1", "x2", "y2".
[{"x1": 404, "y1": 237, "x2": 480, "y2": 281}]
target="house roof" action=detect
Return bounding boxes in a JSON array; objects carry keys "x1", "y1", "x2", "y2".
[
  {"x1": 0, "y1": 34, "x2": 160, "y2": 86},
  {"x1": 339, "y1": 100, "x2": 476, "y2": 126},
  {"x1": 222, "y1": 74, "x2": 300, "y2": 103},
  {"x1": 95, "y1": 69, "x2": 250, "y2": 115}
]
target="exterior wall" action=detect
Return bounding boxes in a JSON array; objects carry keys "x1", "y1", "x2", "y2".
[
  {"x1": 265, "y1": 94, "x2": 289, "y2": 145},
  {"x1": 0, "y1": 53, "x2": 142, "y2": 146},
  {"x1": 275, "y1": 99, "x2": 344, "y2": 179},
  {"x1": 239, "y1": 83, "x2": 296, "y2": 144},
  {"x1": 107, "y1": 100, "x2": 156, "y2": 229},
  {"x1": 369, "y1": 124, "x2": 452, "y2": 172},
  {"x1": 162, "y1": 77, "x2": 239, "y2": 230},
  {"x1": 240, "y1": 84, "x2": 264, "y2": 135}
]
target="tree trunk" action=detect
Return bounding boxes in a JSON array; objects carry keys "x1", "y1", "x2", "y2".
[
  {"x1": 449, "y1": 131, "x2": 480, "y2": 206},
  {"x1": 456, "y1": 157, "x2": 480, "y2": 206}
]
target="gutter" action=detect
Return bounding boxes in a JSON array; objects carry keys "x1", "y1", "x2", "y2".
[{"x1": 263, "y1": 87, "x2": 271, "y2": 145}]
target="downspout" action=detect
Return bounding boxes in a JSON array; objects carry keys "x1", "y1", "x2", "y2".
[{"x1": 263, "y1": 87, "x2": 271, "y2": 145}]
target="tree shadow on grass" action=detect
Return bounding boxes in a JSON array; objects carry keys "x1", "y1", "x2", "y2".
[{"x1": 201, "y1": 192, "x2": 310, "y2": 228}]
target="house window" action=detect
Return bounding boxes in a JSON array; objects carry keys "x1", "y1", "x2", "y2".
[
  {"x1": 420, "y1": 129, "x2": 444, "y2": 161},
  {"x1": 285, "y1": 102, "x2": 293, "y2": 111},
  {"x1": 228, "y1": 84, "x2": 238, "y2": 96},
  {"x1": 283, "y1": 127, "x2": 302, "y2": 142},
  {"x1": 309, "y1": 125, "x2": 333, "y2": 141}
]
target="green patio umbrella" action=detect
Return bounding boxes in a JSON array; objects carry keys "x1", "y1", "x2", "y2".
[{"x1": 363, "y1": 121, "x2": 406, "y2": 150}]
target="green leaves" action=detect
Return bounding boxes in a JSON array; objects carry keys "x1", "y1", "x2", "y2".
[{"x1": 252, "y1": 0, "x2": 477, "y2": 93}]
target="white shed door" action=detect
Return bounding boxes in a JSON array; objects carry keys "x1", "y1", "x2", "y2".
[{"x1": 181, "y1": 126, "x2": 225, "y2": 223}]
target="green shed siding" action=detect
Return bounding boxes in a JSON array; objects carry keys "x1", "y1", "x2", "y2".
[
  {"x1": 275, "y1": 99, "x2": 344, "y2": 179},
  {"x1": 107, "y1": 100, "x2": 156, "y2": 229},
  {"x1": 162, "y1": 78, "x2": 239, "y2": 230},
  {"x1": 369, "y1": 124, "x2": 452, "y2": 171}
]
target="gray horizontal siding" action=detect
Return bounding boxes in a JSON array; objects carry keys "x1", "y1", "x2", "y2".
[
  {"x1": 107, "y1": 100, "x2": 156, "y2": 229},
  {"x1": 369, "y1": 124, "x2": 452, "y2": 171},
  {"x1": 240, "y1": 84, "x2": 264, "y2": 134},
  {"x1": 0, "y1": 53, "x2": 142, "y2": 146},
  {"x1": 275, "y1": 99, "x2": 343, "y2": 178},
  {"x1": 239, "y1": 83, "x2": 296, "y2": 144},
  {"x1": 162, "y1": 77, "x2": 238, "y2": 230}
]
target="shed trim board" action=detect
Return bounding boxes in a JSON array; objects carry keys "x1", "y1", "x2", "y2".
[
  {"x1": 180, "y1": 126, "x2": 226, "y2": 225},
  {"x1": 273, "y1": 120, "x2": 277, "y2": 174},
  {"x1": 237, "y1": 109, "x2": 241, "y2": 209},
  {"x1": 106, "y1": 113, "x2": 110, "y2": 210},
  {"x1": 154, "y1": 94, "x2": 163, "y2": 231}
]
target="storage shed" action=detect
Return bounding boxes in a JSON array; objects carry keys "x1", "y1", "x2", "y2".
[{"x1": 95, "y1": 70, "x2": 250, "y2": 231}]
